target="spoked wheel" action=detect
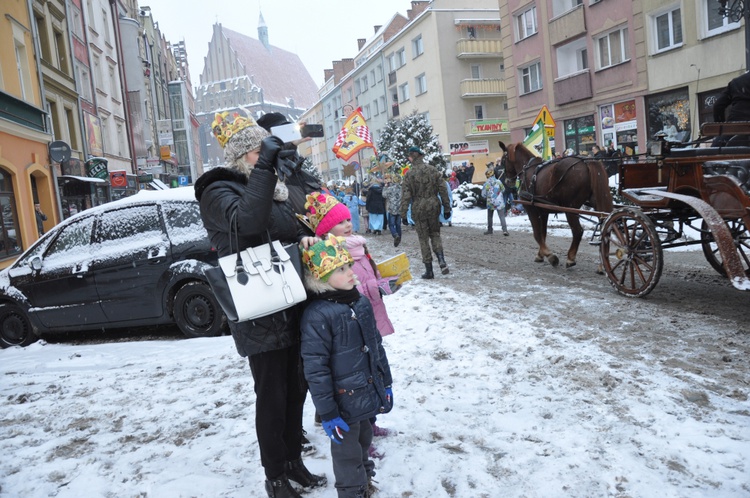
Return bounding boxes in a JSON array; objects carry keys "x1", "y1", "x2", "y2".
[
  {"x1": 700, "y1": 218, "x2": 750, "y2": 277},
  {"x1": 599, "y1": 207, "x2": 663, "y2": 297}
]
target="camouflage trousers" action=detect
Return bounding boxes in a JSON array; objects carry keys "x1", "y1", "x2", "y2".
[{"x1": 414, "y1": 215, "x2": 444, "y2": 263}]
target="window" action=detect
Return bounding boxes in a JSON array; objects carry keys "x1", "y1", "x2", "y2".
[
  {"x1": 354, "y1": 80, "x2": 361, "y2": 96},
  {"x1": 652, "y1": 7, "x2": 682, "y2": 52},
  {"x1": 116, "y1": 122, "x2": 125, "y2": 156},
  {"x1": 13, "y1": 24, "x2": 33, "y2": 100},
  {"x1": 362, "y1": 75, "x2": 368, "y2": 91},
  {"x1": 515, "y1": 6, "x2": 538, "y2": 41},
  {"x1": 35, "y1": 16, "x2": 52, "y2": 62},
  {"x1": 596, "y1": 26, "x2": 629, "y2": 69},
  {"x1": 396, "y1": 48, "x2": 406, "y2": 68},
  {"x1": 377, "y1": 65, "x2": 383, "y2": 81},
  {"x1": 474, "y1": 105, "x2": 484, "y2": 120},
  {"x1": 93, "y1": 54, "x2": 103, "y2": 91},
  {"x1": 108, "y1": 64, "x2": 117, "y2": 96},
  {"x1": 399, "y1": 82, "x2": 410, "y2": 102},
  {"x1": 471, "y1": 64, "x2": 482, "y2": 79},
  {"x1": 101, "y1": 9, "x2": 111, "y2": 44},
  {"x1": 65, "y1": 107, "x2": 78, "y2": 149},
  {"x1": 100, "y1": 115, "x2": 109, "y2": 153},
  {"x1": 552, "y1": 0, "x2": 583, "y2": 17},
  {"x1": 704, "y1": 0, "x2": 739, "y2": 36},
  {"x1": 363, "y1": 104, "x2": 371, "y2": 120},
  {"x1": 412, "y1": 35, "x2": 424, "y2": 58},
  {"x1": 556, "y1": 37, "x2": 588, "y2": 77},
  {"x1": 416, "y1": 74, "x2": 427, "y2": 95},
  {"x1": 519, "y1": 62, "x2": 542, "y2": 94},
  {"x1": 379, "y1": 96, "x2": 386, "y2": 115},
  {"x1": 54, "y1": 29, "x2": 69, "y2": 73},
  {"x1": 388, "y1": 53, "x2": 397, "y2": 72}
]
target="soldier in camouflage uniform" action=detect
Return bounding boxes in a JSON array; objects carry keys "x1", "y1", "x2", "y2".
[{"x1": 399, "y1": 147, "x2": 452, "y2": 279}]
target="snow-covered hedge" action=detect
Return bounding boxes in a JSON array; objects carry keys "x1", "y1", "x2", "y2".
[{"x1": 453, "y1": 182, "x2": 485, "y2": 209}]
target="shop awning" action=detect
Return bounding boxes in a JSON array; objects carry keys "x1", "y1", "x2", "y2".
[{"x1": 58, "y1": 175, "x2": 108, "y2": 183}]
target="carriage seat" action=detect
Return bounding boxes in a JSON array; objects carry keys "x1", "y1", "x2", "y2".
[
  {"x1": 669, "y1": 146, "x2": 750, "y2": 158},
  {"x1": 703, "y1": 160, "x2": 750, "y2": 193}
]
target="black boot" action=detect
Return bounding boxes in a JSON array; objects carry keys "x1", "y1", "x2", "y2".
[
  {"x1": 393, "y1": 235, "x2": 401, "y2": 247},
  {"x1": 484, "y1": 210, "x2": 493, "y2": 234},
  {"x1": 265, "y1": 475, "x2": 302, "y2": 498},
  {"x1": 421, "y1": 262, "x2": 434, "y2": 279},
  {"x1": 286, "y1": 458, "x2": 327, "y2": 489},
  {"x1": 436, "y1": 253, "x2": 449, "y2": 274}
]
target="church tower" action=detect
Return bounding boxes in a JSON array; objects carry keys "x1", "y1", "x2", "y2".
[{"x1": 258, "y1": 11, "x2": 269, "y2": 50}]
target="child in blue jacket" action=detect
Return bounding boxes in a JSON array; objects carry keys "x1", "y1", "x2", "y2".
[{"x1": 300, "y1": 235, "x2": 394, "y2": 498}]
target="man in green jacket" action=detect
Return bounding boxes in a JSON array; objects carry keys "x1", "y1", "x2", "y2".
[{"x1": 400, "y1": 147, "x2": 452, "y2": 279}]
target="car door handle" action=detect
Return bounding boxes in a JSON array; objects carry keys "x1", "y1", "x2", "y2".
[
  {"x1": 147, "y1": 247, "x2": 165, "y2": 262},
  {"x1": 72, "y1": 263, "x2": 88, "y2": 277}
]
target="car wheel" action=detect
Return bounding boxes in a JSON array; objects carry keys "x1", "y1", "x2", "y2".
[
  {"x1": 173, "y1": 282, "x2": 224, "y2": 338},
  {"x1": 0, "y1": 303, "x2": 37, "y2": 348}
]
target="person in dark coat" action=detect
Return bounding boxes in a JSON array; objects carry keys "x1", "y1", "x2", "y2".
[
  {"x1": 712, "y1": 71, "x2": 750, "y2": 146},
  {"x1": 34, "y1": 203, "x2": 47, "y2": 236},
  {"x1": 399, "y1": 147, "x2": 452, "y2": 278},
  {"x1": 300, "y1": 235, "x2": 393, "y2": 498},
  {"x1": 365, "y1": 181, "x2": 386, "y2": 235},
  {"x1": 194, "y1": 112, "x2": 324, "y2": 498}
]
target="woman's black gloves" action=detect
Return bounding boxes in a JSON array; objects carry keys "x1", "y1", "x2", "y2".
[{"x1": 255, "y1": 136, "x2": 284, "y2": 171}]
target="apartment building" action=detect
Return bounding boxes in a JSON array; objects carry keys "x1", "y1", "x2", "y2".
[
  {"x1": 501, "y1": 0, "x2": 745, "y2": 156},
  {"x1": 0, "y1": 0, "x2": 54, "y2": 265},
  {"x1": 306, "y1": 0, "x2": 505, "y2": 183}
]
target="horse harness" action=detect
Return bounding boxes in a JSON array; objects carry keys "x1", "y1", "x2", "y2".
[{"x1": 508, "y1": 155, "x2": 585, "y2": 205}]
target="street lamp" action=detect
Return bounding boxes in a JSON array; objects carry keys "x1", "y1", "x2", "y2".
[{"x1": 718, "y1": 0, "x2": 750, "y2": 70}]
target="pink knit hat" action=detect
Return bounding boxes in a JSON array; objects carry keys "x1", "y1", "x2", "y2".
[{"x1": 305, "y1": 192, "x2": 351, "y2": 236}]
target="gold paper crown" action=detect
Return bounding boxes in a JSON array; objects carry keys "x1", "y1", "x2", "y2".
[
  {"x1": 302, "y1": 234, "x2": 353, "y2": 281},
  {"x1": 211, "y1": 111, "x2": 258, "y2": 148},
  {"x1": 304, "y1": 192, "x2": 347, "y2": 235}
]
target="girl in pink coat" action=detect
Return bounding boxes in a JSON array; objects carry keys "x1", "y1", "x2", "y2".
[{"x1": 305, "y1": 192, "x2": 398, "y2": 338}]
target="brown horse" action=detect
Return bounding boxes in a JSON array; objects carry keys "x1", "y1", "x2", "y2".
[{"x1": 499, "y1": 142, "x2": 613, "y2": 268}]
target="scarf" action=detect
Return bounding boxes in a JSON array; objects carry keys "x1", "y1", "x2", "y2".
[{"x1": 316, "y1": 287, "x2": 361, "y2": 305}]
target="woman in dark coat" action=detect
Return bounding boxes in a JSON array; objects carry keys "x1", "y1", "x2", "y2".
[
  {"x1": 194, "y1": 112, "x2": 324, "y2": 498},
  {"x1": 365, "y1": 181, "x2": 386, "y2": 234}
]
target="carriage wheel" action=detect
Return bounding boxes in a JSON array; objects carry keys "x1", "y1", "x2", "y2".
[
  {"x1": 599, "y1": 207, "x2": 663, "y2": 298},
  {"x1": 700, "y1": 218, "x2": 750, "y2": 277}
]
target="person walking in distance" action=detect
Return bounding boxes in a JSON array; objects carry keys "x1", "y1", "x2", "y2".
[
  {"x1": 34, "y1": 203, "x2": 47, "y2": 236},
  {"x1": 399, "y1": 147, "x2": 452, "y2": 279}
]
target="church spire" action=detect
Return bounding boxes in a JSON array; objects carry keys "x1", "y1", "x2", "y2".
[{"x1": 258, "y1": 10, "x2": 269, "y2": 49}]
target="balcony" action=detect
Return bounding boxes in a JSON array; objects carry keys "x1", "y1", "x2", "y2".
[
  {"x1": 456, "y1": 38, "x2": 503, "y2": 58},
  {"x1": 391, "y1": 103, "x2": 400, "y2": 118},
  {"x1": 553, "y1": 70, "x2": 592, "y2": 106},
  {"x1": 460, "y1": 78, "x2": 507, "y2": 98},
  {"x1": 464, "y1": 118, "x2": 510, "y2": 137},
  {"x1": 549, "y1": 5, "x2": 586, "y2": 46}
]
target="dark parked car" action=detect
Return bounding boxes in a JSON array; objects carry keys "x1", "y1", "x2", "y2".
[{"x1": 0, "y1": 187, "x2": 225, "y2": 348}]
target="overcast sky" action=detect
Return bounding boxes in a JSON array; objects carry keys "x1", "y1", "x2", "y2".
[{"x1": 143, "y1": 0, "x2": 413, "y2": 89}]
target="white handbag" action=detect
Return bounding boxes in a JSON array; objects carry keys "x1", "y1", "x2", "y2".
[{"x1": 205, "y1": 214, "x2": 307, "y2": 322}]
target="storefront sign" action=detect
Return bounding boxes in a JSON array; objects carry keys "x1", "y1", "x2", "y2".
[
  {"x1": 110, "y1": 170, "x2": 128, "y2": 188},
  {"x1": 470, "y1": 119, "x2": 509, "y2": 135},
  {"x1": 160, "y1": 145, "x2": 172, "y2": 160},
  {"x1": 84, "y1": 112, "x2": 103, "y2": 157},
  {"x1": 157, "y1": 120, "x2": 174, "y2": 146},
  {"x1": 85, "y1": 157, "x2": 109, "y2": 180},
  {"x1": 449, "y1": 140, "x2": 489, "y2": 155}
]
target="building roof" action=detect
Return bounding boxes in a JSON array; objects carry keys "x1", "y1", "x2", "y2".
[{"x1": 221, "y1": 26, "x2": 318, "y2": 110}]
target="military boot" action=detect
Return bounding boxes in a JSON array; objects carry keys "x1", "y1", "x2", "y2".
[
  {"x1": 436, "y1": 253, "x2": 449, "y2": 274},
  {"x1": 421, "y1": 262, "x2": 434, "y2": 279}
]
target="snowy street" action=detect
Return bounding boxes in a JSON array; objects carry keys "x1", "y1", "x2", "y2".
[{"x1": 1, "y1": 207, "x2": 749, "y2": 497}]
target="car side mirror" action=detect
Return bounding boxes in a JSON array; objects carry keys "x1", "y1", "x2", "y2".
[{"x1": 30, "y1": 256, "x2": 42, "y2": 271}]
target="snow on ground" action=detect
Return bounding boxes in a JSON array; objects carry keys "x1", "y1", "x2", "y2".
[{"x1": 1, "y1": 207, "x2": 748, "y2": 498}]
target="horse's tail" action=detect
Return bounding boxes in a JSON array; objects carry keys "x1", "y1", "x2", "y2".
[{"x1": 587, "y1": 160, "x2": 614, "y2": 212}]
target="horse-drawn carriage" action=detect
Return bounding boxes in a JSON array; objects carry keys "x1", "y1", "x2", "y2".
[{"x1": 499, "y1": 122, "x2": 750, "y2": 298}]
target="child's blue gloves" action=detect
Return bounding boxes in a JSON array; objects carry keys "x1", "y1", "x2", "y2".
[
  {"x1": 322, "y1": 417, "x2": 350, "y2": 445},
  {"x1": 386, "y1": 386, "x2": 393, "y2": 405}
]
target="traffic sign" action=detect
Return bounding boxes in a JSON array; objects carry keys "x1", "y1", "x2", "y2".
[{"x1": 532, "y1": 105, "x2": 556, "y2": 129}]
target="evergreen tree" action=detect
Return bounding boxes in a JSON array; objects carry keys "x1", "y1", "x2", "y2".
[{"x1": 377, "y1": 111, "x2": 447, "y2": 174}]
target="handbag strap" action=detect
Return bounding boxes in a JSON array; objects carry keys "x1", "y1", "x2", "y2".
[{"x1": 228, "y1": 212, "x2": 247, "y2": 279}]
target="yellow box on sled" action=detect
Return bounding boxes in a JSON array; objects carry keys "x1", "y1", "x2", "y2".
[{"x1": 376, "y1": 253, "x2": 412, "y2": 286}]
